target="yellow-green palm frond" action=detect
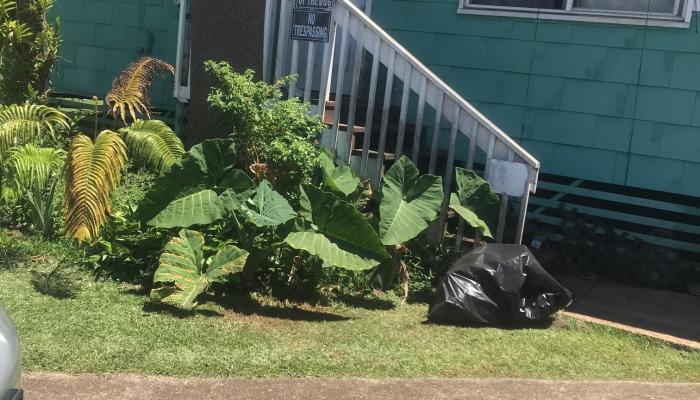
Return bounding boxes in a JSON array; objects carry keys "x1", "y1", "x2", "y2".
[
  {"x1": 118, "y1": 119, "x2": 185, "y2": 173},
  {"x1": 105, "y1": 57, "x2": 175, "y2": 125},
  {"x1": 0, "y1": 103, "x2": 71, "y2": 158},
  {"x1": 64, "y1": 130, "x2": 127, "y2": 242},
  {"x1": 2, "y1": 144, "x2": 65, "y2": 201}
]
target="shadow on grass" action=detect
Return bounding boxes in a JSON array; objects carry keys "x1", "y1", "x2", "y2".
[
  {"x1": 142, "y1": 302, "x2": 224, "y2": 318},
  {"x1": 326, "y1": 294, "x2": 396, "y2": 310},
  {"x1": 214, "y1": 293, "x2": 352, "y2": 322},
  {"x1": 30, "y1": 265, "x2": 82, "y2": 299},
  {"x1": 422, "y1": 317, "x2": 556, "y2": 330}
]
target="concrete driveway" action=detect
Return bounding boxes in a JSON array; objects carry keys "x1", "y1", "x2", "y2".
[{"x1": 23, "y1": 373, "x2": 700, "y2": 400}]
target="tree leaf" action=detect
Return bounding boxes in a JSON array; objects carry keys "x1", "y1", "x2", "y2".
[
  {"x1": 2, "y1": 144, "x2": 65, "y2": 202},
  {"x1": 64, "y1": 131, "x2": 127, "y2": 242},
  {"x1": 449, "y1": 193, "x2": 494, "y2": 239},
  {"x1": 0, "y1": 104, "x2": 70, "y2": 159},
  {"x1": 378, "y1": 156, "x2": 443, "y2": 246},
  {"x1": 285, "y1": 231, "x2": 382, "y2": 271},
  {"x1": 118, "y1": 119, "x2": 184, "y2": 173},
  {"x1": 207, "y1": 245, "x2": 249, "y2": 282},
  {"x1": 151, "y1": 229, "x2": 248, "y2": 309},
  {"x1": 188, "y1": 138, "x2": 239, "y2": 188},
  {"x1": 285, "y1": 185, "x2": 389, "y2": 271},
  {"x1": 242, "y1": 180, "x2": 296, "y2": 227},
  {"x1": 106, "y1": 57, "x2": 174, "y2": 124},
  {"x1": 146, "y1": 189, "x2": 224, "y2": 229},
  {"x1": 318, "y1": 149, "x2": 360, "y2": 197},
  {"x1": 453, "y1": 168, "x2": 500, "y2": 232},
  {"x1": 136, "y1": 138, "x2": 248, "y2": 228}
]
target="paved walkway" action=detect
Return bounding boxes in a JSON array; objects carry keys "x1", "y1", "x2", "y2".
[
  {"x1": 558, "y1": 276, "x2": 700, "y2": 349},
  {"x1": 23, "y1": 373, "x2": 700, "y2": 400}
]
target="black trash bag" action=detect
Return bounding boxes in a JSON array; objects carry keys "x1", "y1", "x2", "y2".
[{"x1": 428, "y1": 244, "x2": 573, "y2": 325}]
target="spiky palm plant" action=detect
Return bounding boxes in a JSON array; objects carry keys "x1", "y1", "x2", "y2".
[
  {"x1": 0, "y1": 103, "x2": 70, "y2": 159},
  {"x1": 2, "y1": 144, "x2": 65, "y2": 237},
  {"x1": 64, "y1": 131, "x2": 127, "y2": 242},
  {"x1": 105, "y1": 57, "x2": 174, "y2": 125},
  {"x1": 2, "y1": 144, "x2": 64, "y2": 201},
  {"x1": 118, "y1": 119, "x2": 184, "y2": 173}
]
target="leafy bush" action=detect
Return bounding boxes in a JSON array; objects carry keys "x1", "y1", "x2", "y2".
[
  {"x1": 206, "y1": 61, "x2": 326, "y2": 196},
  {"x1": 110, "y1": 169, "x2": 156, "y2": 216},
  {"x1": 0, "y1": 0, "x2": 60, "y2": 104}
]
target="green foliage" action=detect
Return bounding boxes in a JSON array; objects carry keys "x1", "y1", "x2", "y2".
[
  {"x1": 118, "y1": 120, "x2": 185, "y2": 174},
  {"x1": 206, "y1": 61, "x2": 325, "y2": 196},
  {"x1": 151, "y1": 229, "x2": 249, "y2": 309},
  {"x1": 64, "y1": 131, "x2": 128, "y2": 242},
  {"x1": 317, "y1": 149, "x2": 360, "y2": 197},
  {"x1": 285, "y1": 185, "x2": 389, "y2": 271},
  {"x1": 91, "y1": 170, "x2": 162, "y2": 281},
  {"x1": 0, "y1": 0, "x2": 60, "y2": 104},
  {"x1": 109, "y1": 169, "x2": 156, "y2": 216},
  {"x1": 450, "y1": 168, "x2": 500, "y2": 239},
  {"x1": 241, "y1": 180, "x2": 296, "y2": 227},
  {"x1": 136, "y1": 138, "x2": 254, "y2": 229},
  {"x1": 378, "y1": 155, "x2": 443, "y2": 246},
  {"x1": 449, "y1": 194, "x2": 493, "y2": 239},
  {"x1": 0, "y1": 104, "x2": 70, "y2": 159},
  {"x1": 1, "y1": 144, "x2": 64, "y2": 201},
  {"x1": 2, "y1": 145, "x2": 64, "y2": 237}
]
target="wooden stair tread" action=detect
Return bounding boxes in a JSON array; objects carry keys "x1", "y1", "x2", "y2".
[
  {"x1": 323, "y1": 109, "x2": 365, "y2": 134},
  {"x1": 351, "y1": 148, "x2": 395, "y2": 160}
]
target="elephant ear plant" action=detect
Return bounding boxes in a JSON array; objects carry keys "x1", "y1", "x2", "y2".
[
  {"x1": 136, "y1": 138, "x2": 254, "y2": 229},
  {"x1": 373, "y1": 156, "x2": 443, "y2": 302},
  {"x1": 151, "y1": 229, "x2": 249, "y2": 309},
  {"x1": 299, "y1": 153, "x2": 443, "y2": 302},
  {"x1": 448, "y1": 168, "x2": 500, "y2": 241}
]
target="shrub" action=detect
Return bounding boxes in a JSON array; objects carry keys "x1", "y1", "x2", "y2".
[
  {"x1": 0, "y1": 0, "x2": 60, "y2": 104},
  {"x1": 205, "y1": 61, "x2": 325, "y2": 196}
]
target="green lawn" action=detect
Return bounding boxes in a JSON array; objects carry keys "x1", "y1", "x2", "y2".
[{"x1": 1, "y1": 257, "x2": 699, "y2": 382}]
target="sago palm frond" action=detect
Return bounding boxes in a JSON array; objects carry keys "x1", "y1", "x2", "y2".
[
  {"x1": 2, "y1": 144, "x2": 65, "y2": 201},
  {"x1": 118, "y1": 119, "x2": 185, "y2": 173},
  {"x1": 105, "y1": 57, "x2": 175, "y2": 125},
  {"x1": 0, "y1": 103, "x2": 71, "y2": 158},
  {"x1": 64, "y1": 130, "x2": 127, "y2": 242}
]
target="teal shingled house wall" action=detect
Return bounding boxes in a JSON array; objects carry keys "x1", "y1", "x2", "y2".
[
  {"x1": 50, "y1": 0, "x2": 179, "y2": 110},
  {"x1": 371, "y1": 0, "x2": 700, "y2": 198}
]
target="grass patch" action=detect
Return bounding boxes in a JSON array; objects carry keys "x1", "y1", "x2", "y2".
[{"x1": 0, "y1": 241, "x2": 699, "y2": 381}]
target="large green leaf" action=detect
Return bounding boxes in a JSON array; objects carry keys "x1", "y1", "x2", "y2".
[
  {"x1": 453, "y1": 168, "x2": 500, "y2": 233},
  {"x1": 378, "y1": 156, "x2": 443, "y2": 246},
  {"x1": 285, "y1": 232, "x2": 381, "y2": 271},
  {"x1": 318, "y1": 149, "x2": 360, "y2": 197},
  {"x1": 136, "y1": 139, "x2": 250, "y2": 228},
  {"x1": 449, "y1": 193, "x2": 493, "y2": 239},
  {"x1": 151, "y1": 229, "x2": 248, "y2": 309},
  {"x1": 119, "y1": 119, "x2": 185, "y2": 173},
  {"x1": 146, "y1": 189, "x2": 224, "y2": 229},
  {"x1": 285, "y1": 185, "x2": 389, "y2": 271},
  {"x1": 188, "y1": 139, "x2": 240, "y2": 187},
  {"x1": 242, "y1": 180, "x2": 296, "y2": 227}
]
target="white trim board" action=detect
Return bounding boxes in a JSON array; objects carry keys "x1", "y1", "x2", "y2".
[{"x1": 458, "y1": 0, "x2": 698, "y2": 28}]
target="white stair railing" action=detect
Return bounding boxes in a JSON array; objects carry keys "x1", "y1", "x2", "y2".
[{"x1": 265, "y1": 0, "x2": 540, "y2": 244}]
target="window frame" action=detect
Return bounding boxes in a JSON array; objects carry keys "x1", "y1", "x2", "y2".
[{"x1": 458, "y1": 0, "x2": 694, "y2": 28}]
